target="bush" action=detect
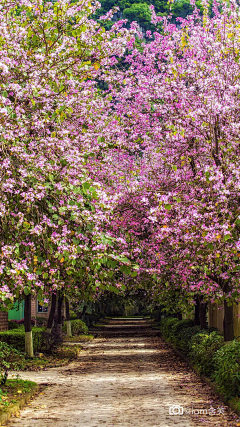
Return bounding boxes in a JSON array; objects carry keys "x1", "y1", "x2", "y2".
[
  {"x1": 159, "y1": 317, "x2": 180, "y2": 339},
  {"x1": 213, "y1": 340, "x2": 240, "y2": 398},
  {"x1": 0, "y1": 327, "x2": 45, "y2": 353},
  {"x1": 71, "y1": 319, "x2": 88, "y2": 335},
  {"x1": 69, "y1": 311, "x2": 78, "y2": 320},
  {"x1": 40, "y1": 327, "x2": 63, "y2": 354},
  {"x1": 189, "y1": 330, "x2": 224, "y2": 376},
  {"x1": 8, "y1": 320, "x2": 19, "y2": 330},
  {"x1": 170, "y1": 319, "x2": 194, "y2": 338},
  {"x1": 0, "y1": 341, "x2": 25, "y2": 370},
  {"x1": 63, "y1": 319, "x2": 88, "y2": 336},
  {"x1": 16, "y1": 318, "x2": 35, "y2": 326},
  {"x1": 35, "y1": 317, "x2": 47, "y2": 327},
  {"x1": 174, "y1": 325, "x2": 201, "y2": 354}
]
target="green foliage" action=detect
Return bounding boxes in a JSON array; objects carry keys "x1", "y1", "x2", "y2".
[
  {"x1": 8, "y1": 320, "x2": 19, "y2": 330},
  {"x1": 170, "y1": 319, "x2": 194, "y2": 338},
  {"x1": 123, "y1": 3, "x2": 153, "y2": 29},
  {"x1": 69, "y1": 312, "x2": 78, "y2": 320},
  {"x1": 189, "y1": 331, "x2": 224, "y2": 376},
  {"x1": 0, "y1": 342, "x2": 25, "y2": 370},
  {"x1": 70, "y1": 319, "x2": 88, "y2": 335},
  {"x1": 40, "y1": 327, "x2": 63, "y2": 354},
  {"x1": 174, "y1": 325, "x2": 201, "y2": 354},
  {"x1": 95, "y1": 0, "x2": 197, "y2": 31},
  {"x1": 159, "y1": 317, "x2": 179, "y2": 338},
  {"x1": 213, "y1": 341, "x2": 240, "y2": 398},
  {"x1": 0, "y1": 328, "x2": 45, "y2": 353},
  {"x1": 63, "y1": 319, "x2": 88, "y2": 335}
]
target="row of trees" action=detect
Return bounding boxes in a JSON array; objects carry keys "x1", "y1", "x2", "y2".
[
  {"x1": 0, "y1": 0, "x2": 138, "y2": 354},
  {"x1": 99, "y1": 0, "x2": 240, "y2": 341},
  {"x1": 1, "y1": 0, "x2": 240, "y2": 353}
]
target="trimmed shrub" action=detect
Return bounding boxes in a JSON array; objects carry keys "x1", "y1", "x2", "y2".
[
  {"x1": 174, "y1": 325, "x2": 201, "y2": 354},
  {"x1": 213, "y1": 340, "x2": 240, "y2": 398},
  {"x1": 159, "y1": 317, "x2": 180, "y2": 339},
  {"x1": 63, "y1": 319, "x2": 88, "y2": 335},
  {"x1": 72, "y1": 319, "x2": 88, "y2": 335},
  {"x1": 0, "y1": 341, "x2": 25, "y2": 370},
  {"x1": 8, "y1": 320, "x2": 20, "y2": 330},
  {"x1": 0, "y1": 327, "x2": 45, "y2": 353},
  {"x1": 40, "y1": 327, "x2": 63, "y2": 354},
  {"x1": 170, "y1": 319, "x2": 194, "y2": 338},
  {"x1": 189, "y1": 330, "x2": 224, "y2": 376}
]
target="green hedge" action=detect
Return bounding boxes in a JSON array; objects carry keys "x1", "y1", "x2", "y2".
[
  {"x1": 174, "y1": 325, "x2": 201, "y2": 353},
  {"x1": 0, "y1": 327, "x2": 45, "y2": 353},
  {"x1": 63, "y1": 319, "x2": 88, "y2": 335},
  {"x1": 159, "y1": 317, "x2": 179, "y2": 339},
  {"x1": 159, "y1": 317, "x2": 240, "y2": 399},
  {"x1": 190, "y1": 330, "x2": 224, "y2": 376},
  {"x1": 213, "y1": 340, "x2": 240, "y2": 398},
  {"x1": 8, "y1": 320, "x2": 20, "y2": 330}
]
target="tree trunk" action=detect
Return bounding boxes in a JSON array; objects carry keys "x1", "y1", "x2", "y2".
[
  {"x1": 65, "y1": 297, "x2": 72, "y2": 337},
  {"x1": 194, "y1": 296, "x2": 200, "y2": 326},
  {"x1": 24, "y1": 294, "x2": 33, "y2": 357},
  {"x1": 176, "y1": 312, "x2": 182, "y2": 320},
  {"x1": 47, "y1": 293, "x2": 57, "y2": 333},
  {"x1": 199, "y1": 301, "x2": 207, "y2": 329},
  {"x1": 223, "y1": 301, "x2": 234, "y2": 341},
  {"x1": 57, "y1": 293, "x2": 64, "y2": 331}
]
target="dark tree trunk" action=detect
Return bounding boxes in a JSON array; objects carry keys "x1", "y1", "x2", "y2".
[
  {"x1": 24, "y1": 294, "x2": 32, "y2": 333},
  {"x1": 199, "y1": 301, "x2": 207, "y2": 329},
  {"x1": 47, "y1": 293, "x2": 57, "y2": 331},
  {"x1": 24, "y1": 294, "x2": 33, "y2": 357},
  {"x1": 57, "y1": 294, "x2": 64, "y2": 329},
  {"x1": 194, "y1": 296, "x2": 200, "y2": 326},
  {"x1": 223, "y1": 301, "x2": 234, "y2": 341},
  {"x1": 65, "y1": 297, "x2": 72, "y2": 336}
]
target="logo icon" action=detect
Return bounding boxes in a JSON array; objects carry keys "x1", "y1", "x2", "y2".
[{"x1": 169, "y1": 405, "x2": 184, "y2": 415}]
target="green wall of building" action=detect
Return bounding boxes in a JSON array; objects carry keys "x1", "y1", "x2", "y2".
[{"x1": 8, "y1": 301, "x2": 24, "y2": 321}]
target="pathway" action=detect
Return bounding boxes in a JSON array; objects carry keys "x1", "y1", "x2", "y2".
[{"x1": 8, "y1": 318, "x2": 239, "y2": 426}]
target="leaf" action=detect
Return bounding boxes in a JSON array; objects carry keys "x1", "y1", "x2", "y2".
[
  {"x1": 36, "y1": 269, "x2": 42, "y2": 275},
  {"x1": 165, "y1": 204, "x2": 172, "y2": 210},
  {"x1": 23, "y1": 222, "x2": 30, "y2": 229},
  {"x1": 130, "y1": 271, "x2": 138, "y2": 277},
  {"x1": 93, "y1": 62, "x2": 100, "y2": 70},
  {"x1": 224, "y1": 234, "x2": 231, "y2": 241},
  {"x1": 60, "y1": 257, "x2": 64, "y2": 263}
]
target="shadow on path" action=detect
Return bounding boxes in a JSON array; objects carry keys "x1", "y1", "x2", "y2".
[{"x1": 8, "y1": 318, "x2": 239, "y2": 427}]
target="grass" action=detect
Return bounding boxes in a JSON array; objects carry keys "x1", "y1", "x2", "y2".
[
  {"x1": 0, "y1": 379, "x2": 37, "y2": 416},
  {"x1": 23, "y1": 344, "x2": 82, "y2": 370},
  {"x1": 63, "y1": 334, "x2": 94, "y2": 343}
]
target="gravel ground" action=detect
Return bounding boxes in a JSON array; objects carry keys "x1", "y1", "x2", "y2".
[{"x1": 8, "y1": 319, "x2": 240, "y2": 427}]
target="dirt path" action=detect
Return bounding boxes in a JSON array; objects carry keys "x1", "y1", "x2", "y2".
[{"x1": 8, "y1": 319, "x2": 240, "y2": 426}]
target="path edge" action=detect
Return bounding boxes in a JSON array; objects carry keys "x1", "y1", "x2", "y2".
[{"x1": 0, "y1": 384, "x2": 39, "y2": 426}]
